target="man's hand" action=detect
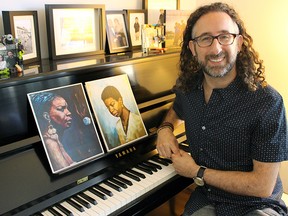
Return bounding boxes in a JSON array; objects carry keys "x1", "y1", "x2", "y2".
[
  {"x1": 156, "y1": 127, "x2": 180, "y2": 158},
  {"x1": 171, "y1": 149, "x2": 199, "y2": 178}
]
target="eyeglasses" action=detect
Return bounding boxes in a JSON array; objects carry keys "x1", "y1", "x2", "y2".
[{"x1": 192, "y1": 33, "x2": 239, "y2": 48}]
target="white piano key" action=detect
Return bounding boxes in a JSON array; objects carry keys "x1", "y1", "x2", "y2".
[
  {"x1": 130, "y1": 168, "x2": 157, "y2": 191},
  {"x1": 60, "y1": 201, "x2": 90, "y2": 216},
  {"x1": 83, "y1": 190, "x2": 115, "y2": 214},
  {"x1": 70, "y1": 197, "x2": 101, "y2": 216},
  {"x1": 118, "y1": 174, "x2": 146, "y2": 197},
  {"x1": 41, "y1": 210, "x2": 54, "y2": 216},
  {"x1": 99, "y1": 183, "x2": 132, "y2": 205},
  {"x1": 92, "y1": 186, "x2": 122, "y2": 210},
  {"x1": 107, "y1": 179, "x2": 138, "y2": 200}
]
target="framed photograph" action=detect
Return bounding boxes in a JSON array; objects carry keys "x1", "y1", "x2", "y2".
[
  {"x1": 45, "y1": 4, "x2": 106, "y2": 60},
  {"x1": 27, "y1": 83, "x2": 105, "y2": 174},
  {"x1": 85, "y1": 74, "x2": 148, "y2": 152},
  {"x1": 125, "y1": 9, "x2": 147, "y2": 49},
  {"x1": 143, "y1": 0, "x2": 180, "y2": 10},
  {"x1": 105, "y1": 11, "x2": 132, "y2": 54},
  {"x1": 143, "y1": 0, "x2": 179, "y2": 24},
  {"x1": 164, "y1": 10, "x2": 190, "y2": 48},
  {"x1": 2, "y1": 11, "x2": 41, "y2": 64}
]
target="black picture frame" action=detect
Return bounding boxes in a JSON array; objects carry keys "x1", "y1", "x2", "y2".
[
  {"x1": 105, "y1": 10, "x2": 132, "y2": 54},
  {"x1": 2, "y1": 11, "x2": 41, "y2": 64},
  {"x1": 45, "y1": 4, "x2": 106, "y2": 60},
  {"x1": 125, "y1": 9, "x2": 147, "y2": 50}
]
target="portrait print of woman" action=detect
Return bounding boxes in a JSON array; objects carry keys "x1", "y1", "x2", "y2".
[
  {"x1": 85, "y1": 74, "x2": 148, "y2": 151},
  {"x1": 28, "y1": 83, "x2": 104, "y2": 174}
]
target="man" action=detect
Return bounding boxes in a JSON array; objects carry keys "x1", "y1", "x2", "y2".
[
  {"x1": 156, "y1": 2, "x2": 288, "y2": 216},
  {"x1": 6, "y1": 50, "x2": 17, "y2": 69},
  {"x1": 101, "y1": 85, "x2": 146, "y2": 145}
]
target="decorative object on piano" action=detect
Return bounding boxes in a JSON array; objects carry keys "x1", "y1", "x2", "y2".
[
  {"x1": 164, "y1": 10, "x2": 190, "y2": 49},
  {"x1": 124, "y1": 9, "x2": 147, "y2": 50},
  {"x1": 105, "y1": 10, "x2": 132, "y2": 54},
  {"x1": 2, "y1": 10, "x2": 41, "y2": 64},
  {"x1": 45, "y1": 4, "x2": 106, "y2": 60},
  {"x1": 85, "y1": 74, "x2": 148, "y2": 151},
  {"x1": 0, "y1": 34, "x2": 24, "y2": 79},
  {"x1": 27, "y1": 83, "x2": 104, "y2": 174},
  {"x1": 141, "y1": 24, "x2": 166, "y2": 53}
]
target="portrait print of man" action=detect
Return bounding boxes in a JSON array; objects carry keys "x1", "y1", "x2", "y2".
[{"x1": 85, "y1": 74, "x2": 148, "y2": 151}]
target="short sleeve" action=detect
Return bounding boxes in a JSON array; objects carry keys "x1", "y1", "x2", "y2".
[
  {"x1": 173, "y1": 91, "x2": 184, "y2": 120},
  {"x1": 252, "y1": 91, "x2": 288, "y2": 162}
]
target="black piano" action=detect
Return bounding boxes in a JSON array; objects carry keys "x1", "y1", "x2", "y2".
[{"x1": 0, "y1": 51, "x2": 193, "y2": 216}]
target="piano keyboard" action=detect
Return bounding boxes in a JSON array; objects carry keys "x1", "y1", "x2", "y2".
[{"x1": 37, "y1": 156, "x2": 176, "y2": 216}]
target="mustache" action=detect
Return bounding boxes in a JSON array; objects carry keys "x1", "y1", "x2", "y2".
[{"x1": 206, "y1": 51, "x2": 226, "y2": 60}]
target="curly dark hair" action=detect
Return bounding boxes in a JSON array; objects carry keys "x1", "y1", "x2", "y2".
[{"x1": 174, "y1": 2, "x2": 266, "y2": 93}]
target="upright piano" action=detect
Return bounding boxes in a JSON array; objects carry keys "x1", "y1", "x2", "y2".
[{"x1": 0, "y1": 51, "x2": 193, "y2": 216}]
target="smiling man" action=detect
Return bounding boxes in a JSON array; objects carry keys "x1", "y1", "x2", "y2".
[{"x1": 156, "y1": 2, "x2": 288, "y2": 216}]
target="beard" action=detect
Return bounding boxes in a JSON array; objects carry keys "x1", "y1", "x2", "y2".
[{"x1": 197, "y1": 51, "x2": 237, "y2": 78}]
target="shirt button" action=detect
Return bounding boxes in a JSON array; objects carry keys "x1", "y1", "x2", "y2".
[{"x1": 202, "y1": 126, "x2": 206, "y2": 130}]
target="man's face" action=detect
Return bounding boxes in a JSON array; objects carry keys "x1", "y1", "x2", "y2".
[
  {"x1": 8, "y1": 51, "x2": 13, "y2": 58},
  {"x1": 189, "y1": 12, "x2": 243, "y2": 78},
  {"x1": 104, "y1": 97, "x2": 123, "y2": 118}
]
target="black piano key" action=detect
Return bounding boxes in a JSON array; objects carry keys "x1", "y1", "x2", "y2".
[
  {"x1": 122, "y1": 171, "x2": 141, "y2": 181},
  {"x1": 78, "y1": 192, "x2": 97, "y2": 205},
  {"x1": 114, "y1": 175, "x2": 133, "y2": 186},
  {"x1": 110, "y1": 178, "x2": 128, "y2": 188},
  {"x1": 66, "y1": 198, "x2": 85, "y2": 212},
  {"x1": 94, "y1": 185, "x2": 113, "y2": 197},
  {"x1": 127, "y1": 168, "x2": 146, "y2": 179},
  {"x1": 88, "y1": 187, "x2": 107, "y2": 200},
  {"x1": 143, "y1": 161, "x2": 162, "y2": 170},
  {"x1": 135, "y1": 165, "x2": 153, "y2": 175},
  {"x1": 140, "y1": 162, "x2": 157, "y2": 172},
  {"x1": 161, "y1": 157, "x2": 173, "y2": 164},
  {"x1": 54, "y1": 204, "x2": 73, "y2": 216},
  {"x1": 72, "y1": 195, "x2": 91, "y2": 208},
  {"x1": 104, "y1": 180, "x2": 122, "y2": 192},
  {"x1": 150, "y1": 156, "x2": 169, "y2": 166},
  {"x1": 48, "y1": 207, "x2": 63, "y2": 216}
]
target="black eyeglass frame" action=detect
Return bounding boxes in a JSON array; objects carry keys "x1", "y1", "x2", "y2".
[{"x1": 191, "y1": 33, "x2": 239, "y2": 48}]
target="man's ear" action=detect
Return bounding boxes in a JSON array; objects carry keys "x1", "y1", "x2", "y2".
[
  {"x1": 237, "y1": 35, "x2": 244, "y2": 53},
  {"x1": 188, "y1": 40, "x2": 196, "y2": 56}
]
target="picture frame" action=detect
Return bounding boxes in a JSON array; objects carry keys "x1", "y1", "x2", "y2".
[
  {"x1": 143, "y1": 0, "x2": 180, "y2": 10},
  {"x1": 27, "y1": 83, "x2": 105, "y2": 174},
  {"x1": 124, "y1": 9, "x2": 147, "y2": 50},
  {"x1": 85, "y1": 74, "x2": 148, "y2": 152},
  {"x1": 105, "y1": 10, "x2": 132, "y2": 54},
  {"x1": 2, "y1": 11, "x2": 41, "y2": 64},
  {"x1": 164, "y1": 10, "x2": 190, "y2": 48},
  {"x1": 142, "y1": 0, "x2": 179, "y2": 26},
  {"x1": 45, "y1": 4, "x2": 106, "y2": 60}
]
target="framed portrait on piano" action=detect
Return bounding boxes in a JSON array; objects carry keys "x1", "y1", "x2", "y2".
[
  {"x1": 27, "y1": 83, "x2": 104, "y2": 174},
  {"x1": 85, "y1": 74, "x2": 148, "y2": 152}
]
